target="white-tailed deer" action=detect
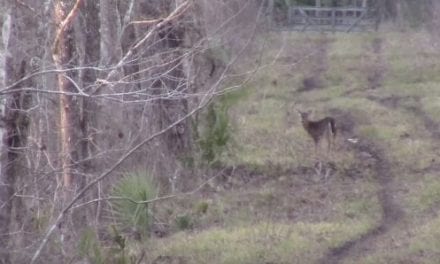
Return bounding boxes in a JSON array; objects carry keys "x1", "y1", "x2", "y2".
[{"x1": 297, "y1": 110, "x2": 336, "y2": 153}]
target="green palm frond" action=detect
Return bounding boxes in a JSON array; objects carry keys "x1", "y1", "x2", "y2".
[{"x1": 110, "y1": 172, "x2": 157, "y2": 235}]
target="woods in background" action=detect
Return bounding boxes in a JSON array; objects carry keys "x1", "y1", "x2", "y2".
[
  {"x1": 0, "y1": 0, "x2": 265, "y2": 263},
  {"x1": 1, "y1": 0, "x2": 439, "y2": 263}
]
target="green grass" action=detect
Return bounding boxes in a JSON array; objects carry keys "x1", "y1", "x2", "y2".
[
  {"x1": 407, "y1": 216, "x2": 440, "y2": 261},
  {"x1": 228, "y1": 29, "x2": 440, "y2": 263},
  {"x1": 406, "y1": 173, "x2": 440, "y2": 213},
  {"x1": 421, "y1": 96, "x2": 440, "y2": 123},
  {"x1": 134, "y1": 29, "x2": 440, "y2": 264},
  {"x1": 347, "y1": 215, "x2": 440, "y2": 264},
  {"x1": 148, "y1": 221, "x2": 372, "y2": 264}
]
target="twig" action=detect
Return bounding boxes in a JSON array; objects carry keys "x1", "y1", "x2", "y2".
[
  {"x1": 30, "y1": 0, "x2": 263, "y2": 261},
  {"x1": 15, "y1": 0, "x2": 35, "y2": 12},
  {"x1": 72, "y1": 172, "x2": 222, "y2": 210},
  {"x1": 102, "y1": 1, "x2": 191, "y2": 86},
  {"x1": 31, "y1": 95, "x2": 206, "y2": 263},
  {"x1": 129, "y1": 19, "x2": 162, "y2": 25}
]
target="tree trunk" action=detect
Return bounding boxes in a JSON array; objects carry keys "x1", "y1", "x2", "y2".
[
  {"x1": 100, "y1": 0, "x2": 123, "y2": 67},
  {"x1": 0, "y1": 6, "x2": 33, "y2": 263},
  {"x1": 74, "y1": 0, "x2": 101, "y2": 226},
  {"x1": 53, "y1": 0, "x2": 80, "y2": 192},
  {"x1": 132, "y1": 0, "x2": 195, "y2": 192},
  {"x1": 0, "y1": 65, "x2": 32, "y2": 264},
  {"x1": 52, "y1": 0, "x2": 84, "y2": 257}
]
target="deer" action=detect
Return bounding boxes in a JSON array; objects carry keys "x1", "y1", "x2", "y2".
[{"x1": 296, "y1": 109, "x2": 337, "y2": 154}]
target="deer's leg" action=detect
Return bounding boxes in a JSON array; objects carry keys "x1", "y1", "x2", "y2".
[
  {"x1": 330, "y1": 131, "x2": 334, "y2": 152},
  {"x1": 327, "y1": 130, "x2": 332, "y2": 153},
  {"x1": 313, "y1": 139, "x2": 319, "y2": 158},
  {"x1": 327, "y1": 124, "x2": 332, "y2": 153}
]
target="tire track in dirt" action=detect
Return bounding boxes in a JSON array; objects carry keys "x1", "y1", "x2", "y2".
[
  {"x1": 319, "y1": 36, "x2": 405, "y2": 264},
  {"x1": 368, "y1": 95, "x2": 440, "y2": 172},
  {"x1": 368, "y1": 95, "x2": 440, "y2": 140},
  {"x1": 322, "y1": 94, "x2": 440, "y2": 263},
  {"x1": 319, "y1": 140, "x2": 404, "y2": 264}
]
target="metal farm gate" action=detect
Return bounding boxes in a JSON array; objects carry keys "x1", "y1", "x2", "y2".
[{"x1": 270, "y1": 0, "x2": 378, "y2": 32}]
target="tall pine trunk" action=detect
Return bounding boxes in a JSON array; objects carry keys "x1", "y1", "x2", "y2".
[
  {"x1": 52, "y1": 0, "x2": 84, "y2": 257},
  {"x1": 0, "y1": 6, "x2": 33, "y2": 263}
]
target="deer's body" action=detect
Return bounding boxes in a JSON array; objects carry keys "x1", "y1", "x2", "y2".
[{"x1": 298, "y1": 110, "x2": 336, "y2": 152}]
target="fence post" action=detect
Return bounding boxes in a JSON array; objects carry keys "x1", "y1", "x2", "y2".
[
  {"x1": 267, "y1": 0, "x2": 274, "y2": 28},
  {"x1": 288, "y1": 7, "x2": 292, "y2": 26},
  {"x1": 332, "y1": 8, "x2": 336, "y2": 32}
]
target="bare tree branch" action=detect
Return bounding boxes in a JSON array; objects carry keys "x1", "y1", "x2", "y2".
[
  {"x1": 30, "y1": 82, "x2": 211, "y2": 264},
  {"x1": 102, "y1": 0, "x2": 191, "y2": 85},
  {"x1": 72, "y1": 170, "x2": 224, "y2": 209},
  {"x1": 30, "y1": 2, "x2": 264, "y2": 258}
]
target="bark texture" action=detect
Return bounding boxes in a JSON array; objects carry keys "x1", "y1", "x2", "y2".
[{"x1": 0, "y1": 4, "x2": 34, "y2": 263}]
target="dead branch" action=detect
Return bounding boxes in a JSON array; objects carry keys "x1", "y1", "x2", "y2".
[
  {"x1": 52, "y1": 0, "x2": 84, "y2": 54},
  {"x1": 30, "y1": 1, "x2": 264, "y2": 261}
]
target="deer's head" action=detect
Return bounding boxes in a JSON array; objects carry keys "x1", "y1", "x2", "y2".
[{"x1": 296, "y1": 109, "x2": 312, "y2": 122}]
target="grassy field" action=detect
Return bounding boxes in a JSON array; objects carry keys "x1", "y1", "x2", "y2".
[{"x1": 136, "y1": 29, "x2": 440, "y2": 263}]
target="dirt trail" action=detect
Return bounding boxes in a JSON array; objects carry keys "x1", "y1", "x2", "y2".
[
  {"x1": 368, "y1": 95, "x2": 440, "y2": 140},
  {"x1": 318, "y1": 36, "x2": 404, "y2": 264},
  {"x1": 323, "y1": 95, "x2": 440, "y2": 264},
  {"x1": 319, "y1": 140, "x2": 404, "y2": 264}
]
